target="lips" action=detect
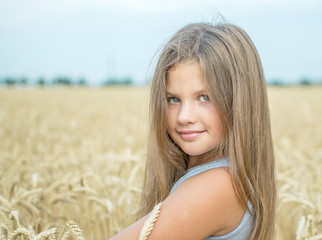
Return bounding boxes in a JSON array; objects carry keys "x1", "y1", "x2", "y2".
[{"x1": 178, "y1": 130, "x2": 205, "y2": 141}]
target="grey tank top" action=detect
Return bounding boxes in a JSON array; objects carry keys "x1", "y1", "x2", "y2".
[{"x1": 170, "y1": 158, "x2": 254, "y2": 240}]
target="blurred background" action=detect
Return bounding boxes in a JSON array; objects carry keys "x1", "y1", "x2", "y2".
[
  {"x1": 1, "y1": 1, "x2": 322, "y2": 239},
  {"x1": 0, "y1": 0, "x2": 322, "y2": 87}
]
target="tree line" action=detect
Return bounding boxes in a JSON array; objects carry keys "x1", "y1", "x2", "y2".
[
  {"x1": 0, "y1": 76, "x2": 134, "y2": 87},
  {"x1": 0, "y1": 76, "x2": 321, "y2": 87}
]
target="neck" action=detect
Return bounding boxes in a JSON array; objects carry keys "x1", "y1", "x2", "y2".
[{"x1": 188, "y1": 150, "x2": 224, "y2": 169}]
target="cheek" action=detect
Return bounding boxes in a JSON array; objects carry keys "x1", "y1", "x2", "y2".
[
  {"x1": 205, "y1": 107, "x2": 224, "y2": 134},
  {"x1": 166, "y1": 109, "x2": 175, "y2": 130},
  {"x1": 214, "y1": 117, "x2": 225, "y2": 139},
  {"x1": 166, "y1": 111, "x2": 177, "y2": 143}
]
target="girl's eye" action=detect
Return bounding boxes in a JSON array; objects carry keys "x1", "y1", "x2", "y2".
[
  {"x1": 200, "y1": 95, "x2": 210, "y2": 102},
  {"x1": 168, "y1": 97, "x2": 180, "y2": 104}
]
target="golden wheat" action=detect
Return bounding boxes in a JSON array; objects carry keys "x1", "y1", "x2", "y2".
[
  {"x1": 0, "y1": 86, "x2": 321, "y2": 239},
  {"x1": 34, "y1": 227, "x2": 56, "y2": 240},
  {"x1": 138, "y1": 203, "x2": 162, "y2": 240}
]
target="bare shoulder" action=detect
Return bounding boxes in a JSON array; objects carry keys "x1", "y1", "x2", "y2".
[
  {"x1": 149, "y1": 167, "x2": 245, "y2": 239},
  {"x1": 109, "y1": 167, "x2": 245, "y2": 240}
]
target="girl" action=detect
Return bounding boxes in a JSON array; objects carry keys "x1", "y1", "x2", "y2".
[{"x1": 110, "y1": 22, "x2": 275, "y2": 240}]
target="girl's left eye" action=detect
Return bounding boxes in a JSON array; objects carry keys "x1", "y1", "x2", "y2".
[
  {"x1": 168, "y1": 97, "x2": 180, "y2": 104},
  {"x1": 199, "y1": 95, "x2": 210, "y2": 102}
]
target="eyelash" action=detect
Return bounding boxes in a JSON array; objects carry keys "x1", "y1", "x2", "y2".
[
  {"x1": 199, "y1": 95, "x2": 210, "y2": 102},
  {"x1": 167, "y1": 95, "x2": 210, "y2": 104},
  {"x1": 167, "y1": 97, "x2": 180, "y2": 104}
]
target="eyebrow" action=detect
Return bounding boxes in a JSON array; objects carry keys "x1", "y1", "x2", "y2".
[{"x1": 166, "y1": 90, "x2": 208, "y2": 96}]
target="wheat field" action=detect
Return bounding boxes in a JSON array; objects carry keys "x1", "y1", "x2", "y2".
[{"x1": 0, "y1": 86, "x2": 321, "y2": 240}]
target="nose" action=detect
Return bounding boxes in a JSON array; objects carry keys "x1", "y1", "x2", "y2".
[{"x1": 177, "y1": 102, "x2": 197, "y2": 125}]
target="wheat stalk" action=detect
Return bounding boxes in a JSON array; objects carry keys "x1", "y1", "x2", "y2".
[
  {"x1": 297, "y1": 216, "x2": 307, "y2": 240},
  {"x1": 34, "y1": 228, "x2": 56, "y2": 240},
  {"x1": 15, "y1": 189, "x2": 42, "y2": 203},
  {"x1": 0, "y1": 210, "x2": 9, "y2": 226},
  {"x1": 9, "y1": 227, "x2": 34, "y2": 240},
  {"x1": 1, "y1": 87, "x2": 322, "y2": 240},
  {"x1": 0, "y1": 195, "x2": 11, "y2": 210},
  {"x1": 88, "y1": 196, "x2": 114, "y2": 213},
  {"x1": 18, "y1": 200, "x2": 40, "y2": 216},
  {"x1": 0, "y1": 232, "x2": 6, "y2": 240},
  {"x1": 61, "y1": 221, "x2": 85, "y2": 240},
  {"x1": 308, "y1": 235, "x2": 322, "y2": 240},
  {"x1": 60, "y1": 230, "x2": 70, "y2": 240},
  {"x1": 0, "y1": 223, "x2": 9, "y2": 240},
  {"x1": 138, "y1": 203, "x2": 161, "y2": 240},
  {"x1": 9, "y1": 211, "x2": 20, "y2": 228}
]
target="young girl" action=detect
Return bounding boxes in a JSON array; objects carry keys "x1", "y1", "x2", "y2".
[{"x1": 110, "y1": 22, "x2": 275, "y2": 240}]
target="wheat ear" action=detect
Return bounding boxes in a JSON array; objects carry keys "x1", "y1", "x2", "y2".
[
  {"x1": 138, "y1": 203, "x2": 162, "y2": 240},
  {"x1": 307, "y1": 235, "x2": 322, "y2": 240},
  {"x1": 63, "y1": 221, "x2": 85, "y2": 240},
  {"x1": 9, "y1": 227, "x2": 34, "y2": 240},
  {"x1": 34, "y1": 227, "x2": 56, "y2": 240},
  {"x1": 9, "y1": 211, "x2": 20, "y2": 228}
]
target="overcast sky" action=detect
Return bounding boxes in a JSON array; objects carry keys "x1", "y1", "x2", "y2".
[{"x1": 0, "y1": 0, "x2": 321, "y2": 85}]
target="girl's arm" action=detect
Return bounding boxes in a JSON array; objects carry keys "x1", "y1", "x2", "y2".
[
  {"x1": 109, "y1": 167, "x2": 245, "y2": 240},
  {"x1": 108, "y1": 214, "x2": 148, "y2": 240}
]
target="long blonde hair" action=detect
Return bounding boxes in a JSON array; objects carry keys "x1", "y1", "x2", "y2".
[{"x1": 140, "y1": 22, "x2": 276, "y2": 240}]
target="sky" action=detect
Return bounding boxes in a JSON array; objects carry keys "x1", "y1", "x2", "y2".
[{"x1": 0, "y1": 0, "x2": 322, "y2": 85}]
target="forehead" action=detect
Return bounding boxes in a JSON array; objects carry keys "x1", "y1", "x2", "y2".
[{"x1": 166, "y1": 61, "x2": 206, "y2": 91}]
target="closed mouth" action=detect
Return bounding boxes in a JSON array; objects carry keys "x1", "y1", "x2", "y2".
[{"x1": 177, "y1": 130, "x2": 205, "y2": 140}]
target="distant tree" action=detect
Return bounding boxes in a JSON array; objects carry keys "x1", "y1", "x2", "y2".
[
  {"x1": 103, "y1": 77, "x2": 117, "y2": 86},
  {"x1": 318, "y1": 79, "x2": 322, "y2": 85},
  {"x1": 4, "y1": 77, "x2": 16, "y2": 86},
  {"x1": 37, "y1": 77, "x2": 46, "y2": 86},
  {"x1": 103, "y1": 77, "x2": 133, "y2": 86},
  {"x1": 122, "y1": 77, "x2": 133, "y2": 85},
  {"x1": 267, "y1": 78, "x2": 284, "y2": 86},
  {"x1": 1, "y1": 77, "x2": 29, "y2": 86},
  {"x1": 19, "y1": 77, "x2": 28, "y2": 85},
  {"x1": 78, "y1": 77, "x2": 87, "y2": 86},
  {"x1": 52, "y1": 76, "x2": 72, "y2": 86},
  {"x1": 299, "y1": 77, "x2": 311, "y2": 86}
]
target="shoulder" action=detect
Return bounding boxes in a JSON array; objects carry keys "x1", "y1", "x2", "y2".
[
  {"x1": 182, "y1": 166, "x2": 232, "y2": 193},
  {"x1": 109, "y1": 167, "x2": 245, "y2": 240},
  {"x1": 148, "y1": 167, "x2": 245, "y2": 239}
]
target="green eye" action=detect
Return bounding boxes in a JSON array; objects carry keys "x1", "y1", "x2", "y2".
[
  {"x1": 168, "y1": 97, "x2": 180, "y2": 104},
  {"x1": 200, "y1": 95, "x2": 210, "y2": 102}
]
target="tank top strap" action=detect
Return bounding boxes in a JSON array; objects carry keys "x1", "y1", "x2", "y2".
[{"x1": 170, "y1": 158, "x2": 229, "y2": 194}]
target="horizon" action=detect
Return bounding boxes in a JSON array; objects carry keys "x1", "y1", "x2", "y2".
[{"x1": 1, "y1": 0, "x2": 322, "y2": 85}]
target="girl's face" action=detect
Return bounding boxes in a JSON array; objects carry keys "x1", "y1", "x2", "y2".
[{"x1": 166, "y1": 61, "x2": 225, "y2": 165}]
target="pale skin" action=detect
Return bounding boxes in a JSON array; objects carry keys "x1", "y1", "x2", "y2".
[{"x1": 109, "y1": 62, "x2": 245, "y2": 240}]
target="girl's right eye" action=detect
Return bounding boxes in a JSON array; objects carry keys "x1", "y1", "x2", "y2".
[{"x1": 168, "y1": 97, "x2": 180, "y2": 104}]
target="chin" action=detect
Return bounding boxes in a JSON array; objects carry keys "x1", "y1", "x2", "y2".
[{"x1": 181, "y1": 148, "x2": 209, "y2": 157}]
